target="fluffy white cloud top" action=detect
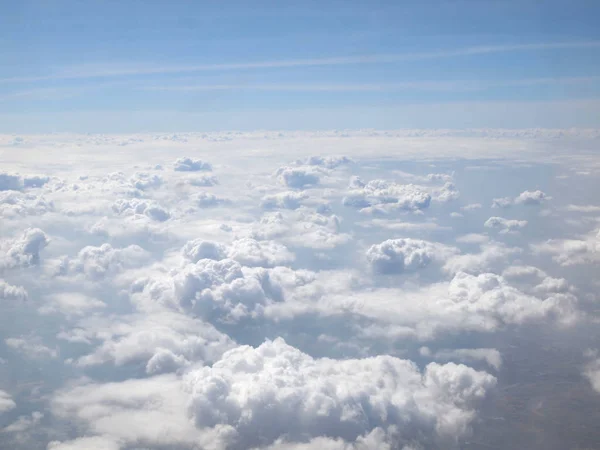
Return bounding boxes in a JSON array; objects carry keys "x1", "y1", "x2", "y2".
[
  {"x1": 366, "y1": 238, "x2": 457, "y2": 274},
  {"x1": 184, "y1": 338, "x2": 497, "y2": 448},
  {"x1": 0, "y1": 228, "x2": 49, "y2": 269},
  {"x1": 173, "y1": 157, "x2": 213, "y2": 172},
  {"x1": 0, "y1": 390, "x2": 16, "y2": 414},
  {"x1": 0, "y1": 279, "x2": 28, "y2": 301},
  {"x1": 0, "y1": 130, "x2": 598, "y2": 449}
]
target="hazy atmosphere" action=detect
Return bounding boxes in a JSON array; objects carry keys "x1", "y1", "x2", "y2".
[{"x1": 1, "y1": 2, "x2": 600, "y2": 449}]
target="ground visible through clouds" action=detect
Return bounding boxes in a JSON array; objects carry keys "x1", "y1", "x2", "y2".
[{"x1": 1, "y1": 130, "x2": 600, "y2": 450}]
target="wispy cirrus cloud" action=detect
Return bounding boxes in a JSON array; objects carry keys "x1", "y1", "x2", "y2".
[
  {"x1": 1, "y1": 41, "x2": 600, "y2": 84},
  {"x1": 139, "y1": 76, "x2": 600, "y2": 93}
]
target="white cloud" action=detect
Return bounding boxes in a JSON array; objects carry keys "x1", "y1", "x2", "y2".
[
  {"x1": 461, "y1": 203, "x2": 482, "y2": 211},
  {"x1": 491, "y1": 197, "x2": 512, "y2": 208},
  {"x1": 261, "y1": 191, "x2": 307, "y2": 210},
  {"x1": 0, "y1": 228, "x2": 49, "y2": 270},
  {"x1": 182, "y1": 239, "x2": 228, "y2": 262},
  {"x1": 484, "y1": 216, "x2": 528, "y2": 233},
  {"x1": 343, "y1": 179, "x2": 431, "y2": 213},
  {"x1": 432, "y1": 182, "x2": 460, "y2": 202},
  {"x1": 0, "y1": 390, "x2": 16, "y2": 414},
  {"x1": 184, "y1": 338, "x2": 496, "y2": 448},
  {"x1": 0, "y1": 173, "x2": 49, "y2": 191},
  {"x1": 0, "y1": 190, "x2": 54, "y2": 218},
  {"x1": 39, "y1": 292, "x2": 105, "y2": 317},
  {"x1": 5, "y1": 336, "x2": 58, "y2": 359},
  {"x1": 366, "y1": 238, "x2": 458, "y2": 274},
  {"x1": 455, "y1": 233, "x2": 489, "y2": 244},
  {"x1": 2, "y1": 411, "x2": 43, "y2": 434},
  {"x1": 195, "y1": 191, "x2": 228, "y2": 207},
  {"x1": 300, "y1": 155, "x2": 352, "y2": 169},
  {"x1": 47, "y1": 435, "x2": 122, "y2": 450},
  {"x1": 444, "y1": 241, "x2": 521, "y2": 274},
  {"x1": 584, "y1": 350, "x2": 600, "y2": 394},
  {"x1": 187, "y1": 174, "x2": 219, "y2": 186},
  {"x1": 250, "y1": 211, "x2": 352, "y2": 250},
  {"x1": 492, "y1": 190, "x2": 550, "y2": 208},
  {"x1": 0, "y1": 173, "x2": 23, "y2": 191},
  {"x1": 514, "y1": 189, "x2": 549, "y2": 205},
  {"x1": 112, "y1": 198, "x2": 170, "y2": 222},
  {"x1": 566, "y1": 204, "x2": 600, "y2": 213},
  {"x1": 71, "y1": 311, "x2": 234, "y2": 374},
  {"x1": 53, "y1": 243, "x2": 150, "y2": 281},
  {"x1": 130, "y1": 258, "x2": 283, "y2": 322},
  {"x1": 173, "y1": 157, "x2": 213, "y2": 172},
  {"x1": 428, "y1": 348, "x2": 502, "y2": 371},
  {"x1": 129, "y1": 171, "x2": 163, "y2": 190},
  {"x1": 0, "y1": 279, "x2": 27, "y2": 301},
  {"x1": 1, "y1": 131, "x2": 597, "y2": 448},
  {"x1": 276, "y1": 166, "x2": 321, "y2": 188},
  {"x1": 271, "y1": 269, "x2": 578, "y2": 340},
  {"x1": 531, "y1": 229, "x2": 600, "y2": 265},
  {"x1": 226, "y1": 238, "x2": 294, "y2": 267},
  {"x1": 182, "y1": 237, "x2": 294, "y2": 267}
]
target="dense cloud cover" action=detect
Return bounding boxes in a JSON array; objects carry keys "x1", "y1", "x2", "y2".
[{"x1": 0, "y1": 131, "x2": 599, "y2": 449}]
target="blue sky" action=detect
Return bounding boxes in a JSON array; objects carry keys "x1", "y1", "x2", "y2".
[{"x1": 2, "y1": 0, "x2": 600, "y2": 131}]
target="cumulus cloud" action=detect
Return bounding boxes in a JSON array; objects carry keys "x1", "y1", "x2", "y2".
[
  {"x1": 0, "y1": 173, "x2": 23, "y2": 191},
  {"x1": 129, "y1": 171, "x2": 163, "y2": 190},
  {"x1": 47, "y1": 436, "x2": 122, "y2": 450},
  {"x1": 461, "y1": 203, "x2": 482, "y2": 211},
  {"x1": 444, "y1": 241, "x2": 520, "y2": 274},
  {"x1": 366, "y1": 238, "x2": 457, "y2": 274},
  {"x1": 276, "y1": 166, "x2": 321, "y2": 188},
  {"x1": 5, "y1": 336, "x2": 58, "y2": 359},
  {"x1": 52, "y1": 243, "x2": 150, "y2": 281},
  {"x1": 182, "y1": 239, "x2": 228, "y2": 262},
  {"x1": 491, "y1": 197, "x2": 513, "y2": 209},
  {"x1": 299, "y1": 155, "x2": 353, "y2": 169},
  {"x1": 583, "y1": 350, "x2": 600, "y2": 393},
  {"x1": 173, "y1": 157, "x2": 213, "y2": 172},
  {"x1": 455, "y1": 233, "x2": 489, "y2": 244},
  {"x1": 195, "y1": 191, "x2": 228, "y2": 207},
  {"x1": 0, "y1": 279, "x2": 27, "y2": 301},
  {"x1": 0, "y1": 173, "x2": 49, "y2": 191},
  {"x1": 0, "y1": 228, "x2": 49, "y2": 270},
  {"x1": 343, "y1": 179, "x2": 431, "y2": 213},
  {"x1": 2, "y1": 411, "x2": 43, "y2": 434},
  {"x1": 427, "y1": 348, "x2": 502, "y2": 371},
  {"x1": 492, "y1": 190, "x2": 550, "y2": 208},
  {"x1": 0, "y1": 390, "x2": 16, "y2": 414},
  {"x1": 188, "y1": 174, "x2": 219, "y2": 186},
  {"x1": 514, "y1": 189, "x2": 549, "y2": 205},
  {"x1": 484, "y1": 216, "x2": 528, "y2": 233},
  {"x1": 182, "y1": 238, "x2": 294, "y2": 268},
  {"x1": 184, "y1": 338, "x2": 496, "y2": 448},
  {"x1": 566, "y1": 204, "x2": 600, "y2": 213},
  {"x1": 531, "y1": 229, "x2": 600, "y2": 266},
  {"x1": 71, "y1": 311, "x2": 234, "y2": 374},
  {"x1": 432, "y1": 182, "x2": 460, "y2": 202},
  {"x1": 277, "y1": 269, "x2": 578, "y2": 340},
  {"x1": 112, "y1": 198, "x2": 170, "y2": 222},
  {"x1": 1, "y1": 132, "x2": 597, "y2": 449},
  {"x1": 226, "y1": 238, "x2": 294, "y2": 267},
  {"x1": 39, "y1": 292, "x2": 105, "y2": 317},
  {"x1": 261, "y1": 191, "x2": 307, "y2": 210},
  {"x1": 130, "y1": 257, "x2": 284, "y2": 323},
  {"x1": 0, "y1": 191, "x2": 54, "y2": 218}
]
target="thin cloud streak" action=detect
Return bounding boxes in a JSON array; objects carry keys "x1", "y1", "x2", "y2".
[
  {"x1": 3, "y1": 76, "x2": 598, "y2": 102},
  {"x1": 140, "y1": 76, "x2": 600, "y2": 93},
  {"x1": 1, "y1": 41, "x2": 600, "y2": 84}
]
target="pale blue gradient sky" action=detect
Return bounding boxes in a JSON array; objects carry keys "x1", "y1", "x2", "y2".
[{"x1": 2, "y1": 0, "x2": 600, "y2": 131}]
